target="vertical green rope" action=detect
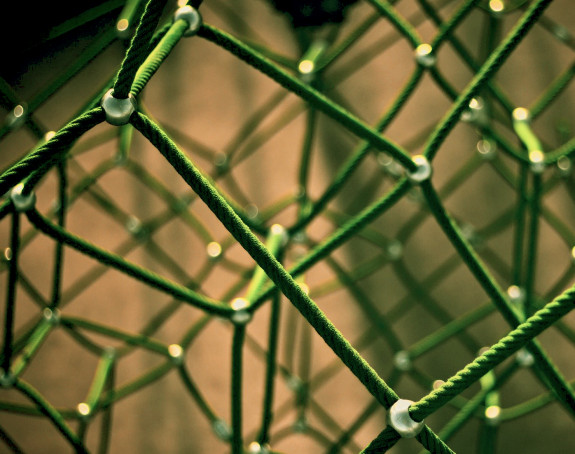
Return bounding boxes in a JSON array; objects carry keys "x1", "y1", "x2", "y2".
[{"x1": 113, "y1": 0, "x2": 169, "y2": 98}]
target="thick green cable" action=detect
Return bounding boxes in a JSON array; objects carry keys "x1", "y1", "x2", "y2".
[
  {"x1": 409, "y1": 282, "x2": 575, "y2": 421},
  {"x1": 131, "y1": 111, "x2": 402, "y2": 409},
  {"x1": 130, "y1": 19, "x2": 188, "y2": 97},
  {"x1": 196, "y1": 24, "x2": 417, "y2": 172},
  {"x1": 422, "y1": 181, "x2": 575, "y2": 416},
  {"x1": 130, "y1": 112, "x2": 466, "y2": 452},
  {"x1": 431, "y1": 362, "x2": 518, "y2": 447},
  {"x1": 113, "y1": 0, "x2": 168, "y2": 98},
  {"x1": 0, "y1": 108, "x2": 104, "y2": 196}
]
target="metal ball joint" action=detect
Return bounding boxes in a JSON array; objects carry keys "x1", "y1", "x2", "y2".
[
  {"x1": 388, "y1": 399, "x2": 424, "y2": 438},
  {"x1": 6, "y1": 104, "x2": 27, "y2": 131},
  {"x1": 174, "y1": 5, "x2": 202, "y2": 37},
  {"x1": 0, "y1": 372, "x2": 15, "y2": 388},
  {"x1": 231, "y1": 297, "x2": 252, "y2": 325},
  {"x1": 43, "y1": 307, "x2": 61, "y2": 325},
  {"x1": 406, "y1": 155, "x2": 432, "y2": 184},
  {"x1": 414, "y1": 44, "x2": 436, "y2": 68},
  {"x1": 10, "y1": 183, "x2": 36, "y2": 212},
  {"x1": 101, "y1": 89, "x2": 137, "y2": 126},
  {"x1": 212, "y1": 419, "x2": 231, "y2": 441},
  {"x1": 393, "y1": 350, "x2": 412, "y2": 371}
]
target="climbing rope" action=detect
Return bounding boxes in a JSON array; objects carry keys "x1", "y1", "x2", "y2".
[{"x1": 1, "y1": 0, "x2": 574, "y2": 452}]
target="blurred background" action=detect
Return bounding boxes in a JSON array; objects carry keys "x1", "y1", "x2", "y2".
[{"x1": 1, "y1": 0, "x2": 575, "y2": 452}]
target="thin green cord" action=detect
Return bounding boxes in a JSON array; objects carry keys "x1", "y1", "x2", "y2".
[
  {"x1": 365, "y1": 0, "x2": 422, "y2": 48},
  {"x1": 197, "y1": 24, "x2": 418, "y2": 172},
  {"x1": 257, "y1": 290, "x2": 281, "y2": 447},
  {"x1": 50, "y1": 162, "x2": 67, "y2": 309},
  {"x1": 1, "y1": 211, "x2": 20, "y2": 375},
  {"x1": 14, "y1": 379, "x2": 88, "y2": 453},
  {"x1": 231, "y1": 324, "x2": 246, "y2": 454},
  {"x1": 423, "y1": 0, "x2": 553, "y2": 162},
  {"x1": 26, "y1": 209, "x2": 231, "y2": 316}
]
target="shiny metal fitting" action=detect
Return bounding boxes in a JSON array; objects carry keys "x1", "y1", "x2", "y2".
[
  {"x1": 10, "y1": 183, "x2": 36, "y2": 212},
  {"x1": 406, "y1": 155, "x2": 432, "y2": 184},
  {"x1": 174, "y1": 5, "x2": 202, "y2": 37},
  {"x1": 414, "y1": 44, "x2": 436, "y2": 67},
  {"x1": 101, "y1": 89, "x2": 137, "y2": 126},
  {"x1": 388, "y1": 399, "x2": 424, "y2": 438}
]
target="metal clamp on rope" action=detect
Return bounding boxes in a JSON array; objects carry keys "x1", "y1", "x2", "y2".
[
  {"x1": 174, "y1": 5, "x2": 202, "y2": 37},
  {"x1": 388, "y1": 399, "x2": 424, "y2": 438},
  {"x1": 10, "y1": 183, "x2": 36, "y2": 212},
  {"x1": 101, "y1": 89, "x2": 137, "y2": 126},
  {"x1": 406, "y1": 155, "x2": 432, "y2": 184}
]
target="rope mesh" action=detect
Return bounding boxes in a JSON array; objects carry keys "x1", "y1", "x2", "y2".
[{"x1": 1, "y1": 0, "x2": 574, "y2": 452}]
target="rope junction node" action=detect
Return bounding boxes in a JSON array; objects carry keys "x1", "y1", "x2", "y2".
[
  {"x1": 173, "y1": 5, "x2": 202, "y2": 37},
  {"x1": 101, "y1": 89, "x2": 137, "y2": 126},
  {"x1": 388, "y1": 399, "x2": 424, "y2": 438},
  {"x1": 9, "y1": 183, "x2": 35, "y2": 212}
]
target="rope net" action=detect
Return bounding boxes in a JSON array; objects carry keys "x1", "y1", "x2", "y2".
[{"x1": 1, "y1": 0, "x2": 574, "y2": 452}]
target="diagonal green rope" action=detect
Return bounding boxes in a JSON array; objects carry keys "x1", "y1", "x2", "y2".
[
  {"x1": 0, "y1": 108, "x2": 104, "y2": 196},
  {"x1": 423, "y1": 0, "x2": 553, "y2": 162},
  {"x1": 409, "y1": 282, "x2": 575, "y2": 421},
  {"x1": 130, "y1": 111, "x2": 403, "y2": 409}
]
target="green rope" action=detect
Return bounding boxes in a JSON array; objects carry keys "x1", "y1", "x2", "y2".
[
  {"x1": 424, "y1": 0, "x2": 553, "y2": 161},
  {"x1": 1, "y1": 1, "x2": 575, "y2": 452},
  {"x1": 131, "y1": 111, "x2": 402, "y2": 409},
  {"x1": 197, "y1": 24, "x2": 418, "y2": 172},
  {"x1": 113, "y1": 0, "x2": 169, "y2": 98},
  {"x1": 409, "y1": 283, "x2": 575, "y2": 421},
  {"x1": 26, "y1": 209, "x2": 231, "y2": 316},
  {"x1": 14, "y1": 379, "x2": 88, "y2": 453}
]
